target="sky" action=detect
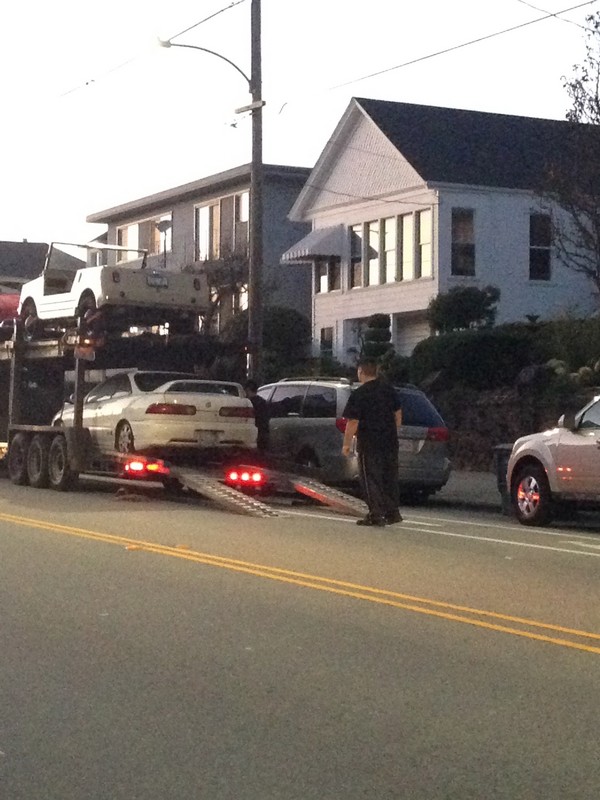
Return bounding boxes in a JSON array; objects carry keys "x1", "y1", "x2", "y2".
[{"x1": 1, "y1": 0, "x2": 598, "y2": 246}]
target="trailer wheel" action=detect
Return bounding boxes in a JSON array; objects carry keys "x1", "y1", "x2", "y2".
[
  {"x1": 8, "y1": 433, "x2": 30, "y2": 485},
  {"x1": 115, "y1": 421, "x2": 135, "y2": 454},
  {"x1": 27, "y1": 435, "x2": 50, "y2": 489},
  {"x1": 48, "y1": 435, "x2": 79, "y2": 491}
]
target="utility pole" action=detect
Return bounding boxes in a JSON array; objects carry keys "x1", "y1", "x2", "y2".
[{"x1": 248, "y1": 0, "x2": 263, "y2": 379}]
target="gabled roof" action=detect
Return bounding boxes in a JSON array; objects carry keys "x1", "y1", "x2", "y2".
[
  {"x1": 87, "y1": 163, "x2": 311, "y2": 224},
  {"x1": 354, "y1": 97, "x2": 571, "y2": 191},
  {"x1": 0, "y1": 241, "x2": 48, "y2": 279}
]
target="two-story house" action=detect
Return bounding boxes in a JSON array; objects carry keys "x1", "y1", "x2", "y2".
[
  {"x1": 282, "y1": 97, "x2": 596, "y2": 362},
  {"x1": 87, "y1": 163, "x2": 312, "y2": 331}
]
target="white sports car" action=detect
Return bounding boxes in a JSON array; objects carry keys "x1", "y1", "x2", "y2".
[
  {"x1": 18, "y1": 242, "x2": 205, "y2": 334},
  {"x1": 52, "y1": 371, "x2": 257, "y2": 453}
]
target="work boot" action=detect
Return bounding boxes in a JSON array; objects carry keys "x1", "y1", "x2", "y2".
[
  {"x1": 356, "y1": 515, "x2": 386, "y2": 527},
  {"x1": 384, "y1": 511, "x2": 403, "y2": 524}
]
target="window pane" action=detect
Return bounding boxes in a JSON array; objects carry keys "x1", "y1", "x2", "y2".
[
  {"x1": 197, "y1": 207, "x2": 211, "y2": 260},
  {"x1": 451, "y1": 209, "x2": 475, "y2": 275},
  {"x1": 530, "y1": 214, "x2": 551, "y2": 246},
  {"x1": 236, "y1": 192, "x2": 249, "y2": 223},
  {"x1": 529, "y1": 214, "x2": 551, "y2": 280},
  {"x1": 529, "y1": 249, "x2": 550, "y2": 280},
  {"x1": 303, "y1": 385, "x2": 337, "y2": 418},
  {"x1": 418, "y1": 209, "x2": 432, "y2": 278},
  {"x1": 350, "y1": 225, "x2": 363, "y2": 288},
  {"x1": 317, "y1": 262, "x2": 327, "y2": 293},
  {"x1": 452, "y1": 209, "x2": 474, "y2": 243},
  {"x1": 383, "y1": 217, "x2": 397, "y2": 283},
  {"x1": 329, "y1": 260, "x2": 341, "y2": 291},
  {"x1": 366, "y1": 220, "x2": 380, "y2": 285},
  {"x1": 401, "y1": 214, "x2": 414, "y2": 281},
  {"x1": 452, "y1": 244, "x2": 475, "y2": 276},
  {"x1": 269, "y1": 385, "x2": 306, "y2": 417}
]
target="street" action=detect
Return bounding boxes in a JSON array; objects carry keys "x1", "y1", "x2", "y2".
[{"x1": 1, "y1": 479, "x2": 600, "y2": 799}]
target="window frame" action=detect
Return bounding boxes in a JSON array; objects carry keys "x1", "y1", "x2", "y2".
[
  {"x1": 451, "y1": 208, "x2": 475, "y2": 277},
  {"x1": 529, "y1": 213, "x2": 552, "y2": 281}
]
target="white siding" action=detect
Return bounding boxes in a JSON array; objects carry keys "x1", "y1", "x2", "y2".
[
  {"x1": 437, "y1": 187, "x2": 596, "y2": 322},
  {"x1": 306, "y1": 114, "x2": 424, "y2": 215}
]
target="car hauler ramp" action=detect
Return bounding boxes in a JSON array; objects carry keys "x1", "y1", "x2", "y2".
[
  {"x1": 272, "y1": 471, "x2": 369, "y2": 518},
  {"x1": 172, "y1": 468, "x2": 280, "y2": 518}
]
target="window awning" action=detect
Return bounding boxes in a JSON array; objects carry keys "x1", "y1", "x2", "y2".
[{"x1": 281, "y1": 225, "x2": 344, "y2": 263}]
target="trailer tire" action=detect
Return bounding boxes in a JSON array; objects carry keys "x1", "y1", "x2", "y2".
[
  {"x1": 8, "y1": 433, "x2": 30, "y2": 485},
  {"x1": 48, "y1": 435, "x2": 79, "y2": 491},
  {"x1": 27, "y1": 435, "x2": 50, "y2": 488}
]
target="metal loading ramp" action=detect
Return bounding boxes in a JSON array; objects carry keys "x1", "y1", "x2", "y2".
[
  {"x1": 289, "y1": 475, "x2": 368, "y2": 518},
  {"x1": 173, "y1": 468, "x2": 280, "y2": 518}
]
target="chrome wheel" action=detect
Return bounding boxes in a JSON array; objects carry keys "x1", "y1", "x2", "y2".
[
  {"x1": 512, "y1": 465, "x2": 553, "y2": 526},
  {"x1": 116, "y1": 421, "x2": 135, "y2": 454}
]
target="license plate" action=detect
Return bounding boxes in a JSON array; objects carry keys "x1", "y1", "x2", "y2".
[
  {"x1": 197, "y1": 430, "x2": 219, "y2": 446},
  {"x1": 146, "y1": 272, "x2": 169, "y2": 288},
  {"x1": 398, "y1": 439, "x2": 416, "y2": 453}
]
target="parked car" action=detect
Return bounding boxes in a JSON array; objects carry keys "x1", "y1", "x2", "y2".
[
  {"x1": 257, "y1": 377, "x2": 451, "y2": 499},
  {"x1": 52, "y1": 371, "x2": 257, "y2": 454},
  {"x1": 507, "y1": 395, "x2": 600, "y2": 526},
  {"x1": 18, "y1": 242, "x2": 205, "y2": 335}
]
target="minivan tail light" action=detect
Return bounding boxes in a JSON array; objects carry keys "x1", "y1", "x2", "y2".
[
  {"x1": 335, "y1": 417, "x2": 348, "y2": 433},
  {"x1": 427, "y1": 426, "x2": 449, "y2": 442},
  {"x1": 219, "y1": 407, "x2": 255, "y2": 418},
  {"x1": 146, "y1": 403, "x2": 196, "y2": 416}
]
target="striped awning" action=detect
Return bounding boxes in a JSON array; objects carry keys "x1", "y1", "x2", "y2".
[{"x1": 281, "y1": 225, "x2": 344, "y2": 263}]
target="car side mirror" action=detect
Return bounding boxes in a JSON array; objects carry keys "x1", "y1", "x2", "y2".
[
  {"x1": 67, "y1": 393, "x2": 75, "y2": 405},
  {"x1": 558, "y1": 411, "x2": 576, "y2": 430}
]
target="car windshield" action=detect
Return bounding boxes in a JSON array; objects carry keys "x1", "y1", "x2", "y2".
[
  {"x1": 133, "y1": 372, "x2": 197, "y2": 392},
  {"x1": 45, "y1": 242, "x2": 147, "y2": 271}
]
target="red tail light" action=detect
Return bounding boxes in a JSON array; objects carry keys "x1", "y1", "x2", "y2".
[
  {"x1": 427, "y1": 426, "x2": 449, "y2": 442},
  {"x1": 335, "y1": 418, "x2": 348, "y2": 433},
  {"x1": 146, "y1": 403, "x2": 196, "y2": 415},
  {"x1": 226, "y1": 468, "x2": 265, "y2": 485},
  {"x1": 219, "y1": 407, "x2": 255, "y2": 418},
  {"x1": 123, "y1": 457, "x2": 170, "y2": 477}
]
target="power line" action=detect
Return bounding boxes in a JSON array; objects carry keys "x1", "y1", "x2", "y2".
[
  {"x1": 166, "y1": 0, "x2": 246, "y2": 43},
  {"x1": 515, "y1": 0, "x2": 590, "y2": 28},
  {"x1": 58, "y1": 0, "x2": 246, "y2": 98},
  {"x1": 328, "y1": 0, "x2": 598, "y2": 90}
]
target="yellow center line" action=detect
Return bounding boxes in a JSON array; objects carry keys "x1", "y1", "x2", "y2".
[{"x1": 3, "y1": 510, "x2": 600, "y2": 655}]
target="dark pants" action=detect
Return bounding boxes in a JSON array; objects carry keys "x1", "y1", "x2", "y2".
[{"x1": 357, "y1": 447, "x2": 400, "y2": 520}]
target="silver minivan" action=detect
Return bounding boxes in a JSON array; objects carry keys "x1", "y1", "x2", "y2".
[{"x1": 257, "y1": 378, "x2": 451, "y2": 500}]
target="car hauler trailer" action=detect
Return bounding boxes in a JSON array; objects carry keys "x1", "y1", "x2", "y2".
[{"x1": 0, "y1": 321, "x2": 369, "y2": 519}]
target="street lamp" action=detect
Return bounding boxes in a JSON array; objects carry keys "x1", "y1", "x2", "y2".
[{"x1": 158, "y1": 0, "x2": 264, "y2": 378}]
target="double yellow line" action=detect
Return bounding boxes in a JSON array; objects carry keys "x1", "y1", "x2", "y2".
[{"x1": 3, "y1": 510, "x2": 600, "y2": 655}]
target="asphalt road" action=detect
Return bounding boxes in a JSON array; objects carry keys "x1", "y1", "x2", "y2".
[{"x1": 1, "y1": 479, "x2": 600, "y2": 799}]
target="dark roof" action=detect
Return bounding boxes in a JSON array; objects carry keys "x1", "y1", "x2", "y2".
[
  {"x1": 355, "y1": 97, "x2": 581, "y2": 190},
  {"x1": 87, "y1": 163, "x2": 312, "y2": 224},
  {"x1": 0, "y1": 241, "x2": 48, "y2": 279}
]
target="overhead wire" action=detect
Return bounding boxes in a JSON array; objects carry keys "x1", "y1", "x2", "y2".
[
  {"x1": 515, "y1": 0, "x2": 591, "y2": 28},
  {"x1": 327, "y1": 0, "x2": 598, "y2": 90},
  {"x1": 58, "y1": 0, "x2": 247, "y2": 98}
]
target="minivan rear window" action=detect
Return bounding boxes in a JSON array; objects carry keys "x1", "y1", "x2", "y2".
[{"x1": 395, "y1": 388, "x2": 445, "y2": 427}]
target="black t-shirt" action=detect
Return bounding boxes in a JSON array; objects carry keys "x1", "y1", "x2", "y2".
[
  {"x1": 342, "y1": 378, "x2": 401, "y2": 453},
  {"x1": 249, "y1": 394, "x2": 269, "y2": 434}
]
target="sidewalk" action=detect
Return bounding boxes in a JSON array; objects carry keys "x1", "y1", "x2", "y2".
[{"x1": 429, "y1": 469, "x2": 502, "y2": 511}]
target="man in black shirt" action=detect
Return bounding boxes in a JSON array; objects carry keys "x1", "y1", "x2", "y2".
[
  {"x1": 244, "y1": 380, "x2": 270, "y2": 453},
  {"x1": 341, "y1": 359, "x2": 403, "y2": 526}
]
